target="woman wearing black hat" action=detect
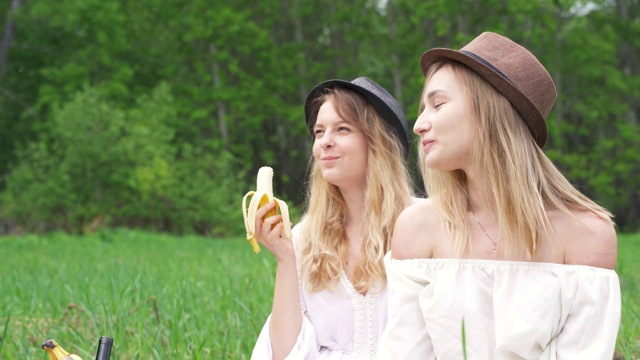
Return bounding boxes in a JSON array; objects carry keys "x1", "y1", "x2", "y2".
[
  {"x1": 250, "y1": 77, "x2": 417, "y2": 359},
  {"x1": 379, "y1": 32, "x2": 620, "y2": 359}
]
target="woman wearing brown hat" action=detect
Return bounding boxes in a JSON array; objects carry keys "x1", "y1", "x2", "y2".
[
  {"x1": 378, "y1": 32, "x2": 621, "y2": 359},
  {"x1": 250, "y1": 77, "x2": 417, "y2": 359}
]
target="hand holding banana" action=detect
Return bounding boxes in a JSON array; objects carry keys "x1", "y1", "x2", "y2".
[{"x1": 242, "y1": 166, "x2": 293, "y2": 253}]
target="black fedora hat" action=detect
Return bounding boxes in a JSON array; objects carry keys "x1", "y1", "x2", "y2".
[
  {"x1": 420, "y1": 32, "x2": 557, "y2": 147},
  {"x1": 304, "y1": 77, "x2": 410, "y2": 156}
]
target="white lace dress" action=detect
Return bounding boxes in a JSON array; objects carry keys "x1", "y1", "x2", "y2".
[
  {"x1": 251, "y1": 225, "x2": 387, "y2": 360},
  {"x1": 378, "y1": 253, "x2": 621, "y2": 360}
]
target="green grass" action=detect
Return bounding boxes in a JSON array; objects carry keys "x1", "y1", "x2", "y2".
[
  {"x1": 615, "y1": 232, "x2": 640, "y2": 359},
  {"x1": 0, "y1": 230, "x2": 638, "y2": 359},
  {"x1": 0, "y1": 229, "x2": 277, "y2": 359}
]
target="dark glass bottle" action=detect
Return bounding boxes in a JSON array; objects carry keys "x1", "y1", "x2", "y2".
[{"x1": 95, "y1": 336, "x2": 113, "y2": 360}]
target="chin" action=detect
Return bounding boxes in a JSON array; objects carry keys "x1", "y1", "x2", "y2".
[
  {"x1": 425, "y1": 158, "x2": 454, "y2": 172},
  {"x1": 323, "y1": 173, "x2": 363, "y2": 189},
  {"x1": 424, "y1": 157, "x2": 441, "y2": 170},
  {"x1": 320, "y1": 170, "x2": 340, "y2": 183}
]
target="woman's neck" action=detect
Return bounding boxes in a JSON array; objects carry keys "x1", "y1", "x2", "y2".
[
  {"x1": 340, "y1": 183, "x2": 365, "y2": 217},
  {"x1": 339, "y1": 185, "x2": 366, "y2": 245},
  {"x1": 466, "y1": 171, "x2": 496, "y2": 217}
]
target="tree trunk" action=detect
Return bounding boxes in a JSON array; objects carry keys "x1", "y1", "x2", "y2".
[
  {"x1": 289, "y1": 0, "x2": 311, "y2": 203},
  {"x1": 0, "y1": 0, "x2": 23, "y2": 80},
  {"x1": 386, "y1": 0, "x2": 403, "y2": 110},
  {"x1": 209, "y1": 43, "x2": 229, "y2": 146},
  {"x1": 616, "y1": 0, "x2": 639, "y2": 230},
  {"x1": 328, "y1": 0, "x2": 344, "y2": 75},
  {"x1": 616, "y1": 0, "x2": 638, "y2": 126},
  {"x1": 293, "y1": 0, "x2": 307, "y2": 103},
  {"x1": 549, "y1": 5, "x2": 564, "y2": 149}
]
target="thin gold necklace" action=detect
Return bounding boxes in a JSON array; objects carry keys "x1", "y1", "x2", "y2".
[{"x1": 472, "y1": 211, "x2": 501, "y2": 253}]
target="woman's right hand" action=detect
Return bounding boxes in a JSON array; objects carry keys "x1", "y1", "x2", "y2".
[{"x1": 253, "y1": 201, "x2": 295, "y2": 263}]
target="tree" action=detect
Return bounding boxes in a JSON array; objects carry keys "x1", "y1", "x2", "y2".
[{"x1": 1, "y1": 0, "x2": 638, "y2": 233}]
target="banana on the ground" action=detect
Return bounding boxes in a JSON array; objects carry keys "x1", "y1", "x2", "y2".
[
  {"x1": 41, "y1": 339, "x2": 83, "y2": 360},
  {"x1": 242, "y1": 166, "x2": 293, "y2": 253}
]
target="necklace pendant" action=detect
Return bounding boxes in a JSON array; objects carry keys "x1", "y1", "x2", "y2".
[{"x1": 472, "y1": 211, "x2": 501, "y2": 256}]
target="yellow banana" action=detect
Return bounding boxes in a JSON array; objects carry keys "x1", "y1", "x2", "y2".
[
  {"x1": 41, "y1": 339, "x2": 83, "y2": 360},
  {"x1": 242, "y1": 166, "x2": 293, "y2": 253}
]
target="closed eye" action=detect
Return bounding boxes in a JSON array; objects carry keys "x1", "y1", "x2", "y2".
[{"x1": 426, "y1": 89, "x2": 448, "y2": 111}]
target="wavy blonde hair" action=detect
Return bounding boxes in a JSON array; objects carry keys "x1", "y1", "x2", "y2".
[
  {"x1": 299, "y1": 88, "x2": 413, "y2": 294},
  {"x1": 420, "y1": 61, "x2": 614, "y2": 258}
]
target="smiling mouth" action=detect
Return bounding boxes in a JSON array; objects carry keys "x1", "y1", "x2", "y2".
[{"x1": 322, "y1": 156, "x2": 340, "y2": 161}]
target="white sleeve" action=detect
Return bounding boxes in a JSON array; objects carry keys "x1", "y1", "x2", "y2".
[
  {"x1": 378, "y1": 253, "x2": 435, "y2": 359},
  {"x1": 555, "y1": 269, "x2": 621, "y2": 359},
  {"x1": 250, "y1": 313, "x2": 320, "y2": 360}
]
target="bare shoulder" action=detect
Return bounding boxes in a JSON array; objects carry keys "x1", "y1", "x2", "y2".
[
  {"x1": 391, "y1": 198, "x2": 442, "y2": 260},
  {"x1": 554, "y1": 209, "x2": 617, "y2": 269}
]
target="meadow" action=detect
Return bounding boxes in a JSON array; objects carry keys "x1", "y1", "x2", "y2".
[{"x1": 0, "y1": 229, "x2": 638, "y2": 359}]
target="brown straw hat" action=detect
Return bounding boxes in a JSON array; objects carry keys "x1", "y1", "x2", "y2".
[
  {"x1": 420, "y1": 32, "x2": 557, "y2": 147},
  {"x1": 304, "y1": 77, "x2": 410, "y2": 156}
]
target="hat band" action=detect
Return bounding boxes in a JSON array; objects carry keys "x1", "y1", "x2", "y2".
[{"x1": 459, "y1": 50, "x2": 515, "y2": 87}]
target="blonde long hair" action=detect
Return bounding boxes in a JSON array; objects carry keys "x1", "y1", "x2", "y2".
[
  {"x1": 299, "y1": 88, "x2": 413, "y2": 294},
  {"x1": 421, "y1": 61, "x2": 614, "y2": 258}
]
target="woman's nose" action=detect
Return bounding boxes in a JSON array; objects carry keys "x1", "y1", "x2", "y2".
[
  {"x1": 413, "y1": 110, "x2": 431, "y2": 135},
  {"x1": 319, "y1": 132, "x2": 334, "y2": 148}
]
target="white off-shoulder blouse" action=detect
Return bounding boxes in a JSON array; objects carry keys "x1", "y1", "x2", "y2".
[
  {"x1": 251, "y1": 224, "x2": 387, "y2": 360},
  {"x1": 378, "y1": 254, "x2": 621, "y2": 360}
]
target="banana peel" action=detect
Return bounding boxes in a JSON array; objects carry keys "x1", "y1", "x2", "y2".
[
  {"x1": 242, "y1": 166, "x2": 292, "y2": 253},
  {"x1": 41, "y1": 339, "x2": 83, "y2": 360}
]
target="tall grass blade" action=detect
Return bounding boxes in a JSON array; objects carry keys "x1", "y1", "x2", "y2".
[
  {"x1": 0, "y1": 312, "x2": 9, "y2": 357},
  {"x1": 461, "y1": 318, "x2": 468, "y2": 360}
]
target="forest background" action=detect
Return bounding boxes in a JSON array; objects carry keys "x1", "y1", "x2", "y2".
[{"x1": 0, "y1": 0, "x2": 638, "y2": 236}]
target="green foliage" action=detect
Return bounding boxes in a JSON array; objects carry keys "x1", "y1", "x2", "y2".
[
  {"x1": 120, "y1": 144, "x2": 248, "y2": 236},
  {"x1": 3, "y1": 86, "x2": 132, "y2": 232},
  {"x1": 0, "y1": 0, "x2": 639, "y2": 233},
  {"x1": 1, "y1": 83, "x2": 247, "y2": 235}
]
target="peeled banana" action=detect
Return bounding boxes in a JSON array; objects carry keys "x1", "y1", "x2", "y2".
[
  {"x1": 242, "y1": 166, "x2": 293, "y2": 253},
  {"x1": 41, "y1": 339, "x2": 83, "y2": 360}
]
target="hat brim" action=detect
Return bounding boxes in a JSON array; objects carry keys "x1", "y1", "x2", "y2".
[
  {"x1": 420, "y1": 48, "x2": 547, "y2": 147},
  {"x1": 304, "y1": 79, "x2": 358, "y2": 129},
  {"x1": 304, "y1": 79, "x2": 410, "y2": 155}
]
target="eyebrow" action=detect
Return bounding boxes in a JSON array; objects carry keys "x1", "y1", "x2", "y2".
[
  {"x1": 425, "y1": 89, "x2": 446, "y2": 101},
  {"x1": 314, "y1": 119, "x2": 352, "y2": 129}
]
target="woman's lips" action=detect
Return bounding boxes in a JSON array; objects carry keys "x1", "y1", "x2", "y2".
[
  {"x1": 422, "y1": 139, "x2": 434, "y2": 152},
  {"x1": 321, "y1": 156, "x2": 340, "y2": 162}
]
